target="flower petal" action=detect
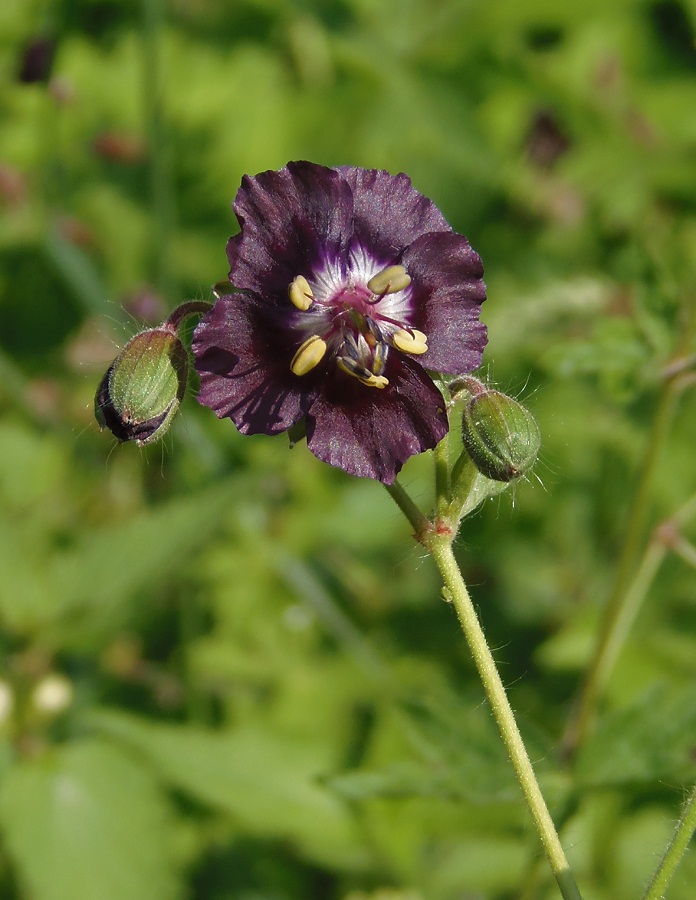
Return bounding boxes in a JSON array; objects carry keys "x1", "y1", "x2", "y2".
[
  {"x1": 305, "y1": 357, "x2": 448, "y2": 483},
  {"x1": 227, "y1": 161, "x2": 354, "y2": 299},
  {"x1": 402, "y1": 231, "x2": 487, "y2": 374},
  {"x1": 193, "y1": 293, "x2": 316, "y2": 434},
  {"x1": 339, "y1": 167, "x2": 451, "y2": 265},
  {"x1": 191, "y1": 162, "x2": 488, "y2": 483}
]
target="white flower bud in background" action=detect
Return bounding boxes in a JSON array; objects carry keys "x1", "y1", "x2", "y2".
[{"x1": 31, "y1": 674, "x2": 73, "y2": 715}]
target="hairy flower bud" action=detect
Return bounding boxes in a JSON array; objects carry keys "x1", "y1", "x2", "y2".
[
  {"x1": 461, "y1": 388, "x2": 540, "y2": 482},
  {"x1": 95, "y1": 326, "x2": 188, "y2": 446}
]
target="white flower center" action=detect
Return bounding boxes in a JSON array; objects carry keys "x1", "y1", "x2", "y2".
[{"x1": 286, "y1": 257, "x2": 428, "y2": 389}]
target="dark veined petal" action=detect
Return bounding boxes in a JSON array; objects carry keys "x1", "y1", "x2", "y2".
[
  {"x1": 339, "y1": 167, "x2": 452, "y2": 265},
  {"x1": 305, "y1": 357, "x2": 448, "y2": 483},
  {"x1": 402, "y1": 231, "x2": 487, "y2": 374},
  {"x1": 227, "y1": 161, "x2": 354, "y2": 299},
  {"x1": 193, "y1": 292, "x2": 317, "y2": 435},
  {"x1": 191, "y1": 162, "x2": 489, "y2": 483}
]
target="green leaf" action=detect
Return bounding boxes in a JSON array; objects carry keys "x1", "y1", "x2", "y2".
[
  {"x1": 576, "y1": 685, "x2": 696, "y2": 788},
  {"x1": 89, "y1": 709, "x2": 368, "y2": 870},
  {"x1": 541, "y1": 317, "x2": 653, "y2": 400},
  {"x1": 0, "y1": 423, "x2": 244, "y2": 636},
  {"x1": 327, "y1": 759, "x2": 497, "y2": 803},
  {"x1": 47, "y1": 480, "x2": 239, "y2": 637},
  {"x1": 328, "y1": 693, "x2": 521, "y2": 806},
  {"x1": 0, "y1": 739, "x2": 180, "y2": 900}
]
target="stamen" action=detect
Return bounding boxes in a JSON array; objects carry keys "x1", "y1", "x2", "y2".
[
  {"x1": 392, "y1": 328, "x2": 428, "y2": 355},
  {"x1": 288, "y1": 275, "x2": 314, "y2": 311},
  {"x1": 365, "y1": 316, "x2": 385, "y2": 342},
  {"x1": 337, "y1": 356, "x2": 389, "y2": 389},
  {"x1": 371, "y1": 340, "x2": 389, "y2": 376},
  {"x1": 342, "y1": 333, "x2": 362, "y2": 362},
  {"x1": 337, "y1": 355, "x2": 371, "y2": 380},
  {"x1": 290, "y1": 335, "x2": 327, "y2": 376},
  {"x1": 367, "y1": 265, "x2": 411, "y2": 296}
]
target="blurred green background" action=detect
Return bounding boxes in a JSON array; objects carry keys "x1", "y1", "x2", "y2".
[{"x1": 2, "y1": 0, "x2": 696, "y2": 898}]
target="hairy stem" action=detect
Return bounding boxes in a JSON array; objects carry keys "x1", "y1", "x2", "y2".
[
  {"x1": 425, "y1": 536, "x2": 583, "y2": 900},
  {"x1": 385, "y1": 480, "x2": 433, "y2": 539},
  {"x1": 434, "y1": 433, "x2": 451, "y2": 521},
  {"x1": 643, "y1": 783, "x2": 696, "y2": 900}
]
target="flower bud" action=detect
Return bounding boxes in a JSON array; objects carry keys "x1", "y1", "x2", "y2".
[
  {"x1": 95, "y1": 326, "x2": 188, "y2": 446},
  {"x1": 461, "y1": 389, "x2": 540, "y2": 482}
]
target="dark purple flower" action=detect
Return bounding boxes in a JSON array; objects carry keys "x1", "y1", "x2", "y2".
[{"x1": 193, "y1": 161, "x2": 487, "y2": 483}]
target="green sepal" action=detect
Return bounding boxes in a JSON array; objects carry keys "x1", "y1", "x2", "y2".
[
  {"x1": 95, "y1": 326, "x2": 188, "y2": 446},
  {"x1": 461, "y1": 389, "x2": 540, "y2": 483}
]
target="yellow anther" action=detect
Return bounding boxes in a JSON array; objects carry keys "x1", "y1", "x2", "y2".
[
  {"x1": 290, "y1": 335, "x2": 327, "y2": 376},
  {"x1": 288, "y1": 275, "x2": 314, "y2": 311},
  {"x1": 392, "y1": 328, "x2": 428, "y2": 355},
  {"x1": 337, "y1": 358, "x2": 389, "y2": 389},
  {"x1": 367, "y1": 265, "x2": 411, "y2": 296}
]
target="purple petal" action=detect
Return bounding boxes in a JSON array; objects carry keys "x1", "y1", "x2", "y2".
[
  {"x1": 227, "y1": 161, "x2": 354, "y2": 299},
  {"x1": 339, "y1": 167, "x2": 452, "y2": 265},
  {"x1": 193, "y1": 293, "x2": 316, "y2": 434},
  {"x1": 402, "y1": 232, "x2": 487, "y2": 374},
  {"x1": 305, "y1": 358, "x2": 448, "y2": 483}
]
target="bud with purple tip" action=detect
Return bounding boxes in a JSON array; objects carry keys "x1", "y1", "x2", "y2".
[{"x1": 95, "y1": 301, "x2": 210, "y2": 446}]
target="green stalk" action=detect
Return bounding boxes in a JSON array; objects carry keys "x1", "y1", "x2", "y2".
[
  {"x1": 434, "y1": 433, "x2": 451, "y2": 521},
  {"x1": 385, "y1": 480, "x2": 433, "y2": 539},
  {"x1": 643, "y1": 783, "x2": 696, "y2": 900},
  {"x1": 425, "y1": 536, "x2": 583, "y2": 900}
]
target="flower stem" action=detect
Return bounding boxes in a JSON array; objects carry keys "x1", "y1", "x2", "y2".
[
  {"x1": 425, "y1": 536, "x2": 583, "y2": 900},
  {"x1": 434, "y1": 433, "x2": 451, "y2": 521},
  {"x1": 165, "y1": 300, "x2": 213, "y2": 330},
  {"x1": 385, "y1": 480, "x2": 432, "y2": 539},
  {"x1": 642, "y1": 783, "x2": 696, "y2": 900}
]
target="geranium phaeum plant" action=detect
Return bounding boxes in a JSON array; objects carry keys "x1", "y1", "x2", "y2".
[
  {"x1": 191, "y1": 161, "x2": 487, "y2": 483},
  {"x1": 95, "y1": 162, "x2": 595, "y2": 900},
  {"x1": 94, "y1": 158, "x2": 696, "y2": 900}
]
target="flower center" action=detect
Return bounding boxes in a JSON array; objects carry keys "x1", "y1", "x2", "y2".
[{"x1": 287, "y1": 264, "x2": 428, "y2": 389}]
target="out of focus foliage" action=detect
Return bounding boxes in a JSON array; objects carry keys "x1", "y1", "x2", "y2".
[{"x1": 1, "y1": 1, "x2": 696, "y2": 898}]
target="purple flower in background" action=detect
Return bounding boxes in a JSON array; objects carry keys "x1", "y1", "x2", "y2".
[
  {"x1": 192, "y1": 162, "x2": 487, "y2": 483},
  {"x1": 17, "y1": 36, "x2": 56, "y2": 84}
]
